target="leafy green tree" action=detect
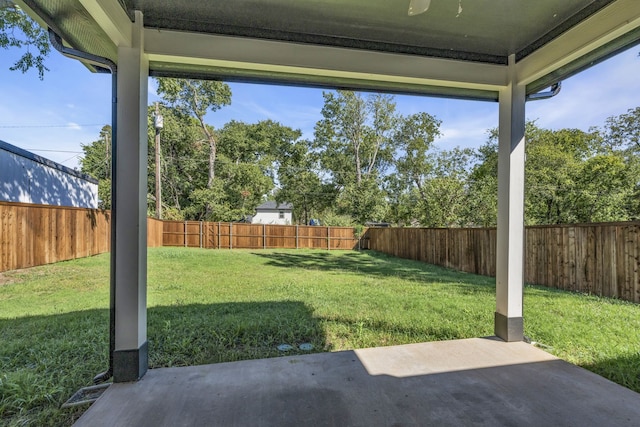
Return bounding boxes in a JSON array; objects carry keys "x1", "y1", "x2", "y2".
[
  {"x1": 315, "y1": 91, "x2": 396, "y2": 185},
  {"x1": 274, "y1": 138, "x2": 333, "y2": 224},
  {"x1": 1, "y1": 4, "x2": 50, "y2": 79},
  {"x1": 80, "y1": 126, "x2": 112, "y2": 209},
  {"x1": 390, "y1": 112, "x2": 444, "y2": 225},
  {"x1": 463, "y1": 136, "x2": 498, "y2": 227},
  {"x1": 337, "y1": 175, "x2": 388, "y2": 224},
  {"x1": 417, "y1": 147, "x2": 474, "y2": 227},
  {"x1": 383, "y1": 173, "x2": 419, "y2": 226},
  {"x1": 213, "y1": 120, "x2": 301, "y2": 221},
  {"x1": 146, "y1": 104, "x2": 204, "y2": 218},
  {"x1": 524, "y1": 126, "x2": 596, "y2": 224},
  {"x1": 603, "y1": 106, "x2": 640, "y2": 152},
  {"x1": 601, "y1": 107, "x2": 640, "y2": 219},
  {"x1": 156, "y1": 78, "x2": 231, "y2": 216},
  {"x1": 313, "y1": 90, "x2": 397, "y2": 222},
  {"x1": 573, "y1": 153, "x2": 634, "y2": 222},
  {"x1": 465, "y1": 121, "x2": 636, "y2": 226}
]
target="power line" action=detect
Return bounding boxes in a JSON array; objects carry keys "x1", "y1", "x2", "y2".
[
  {"x1": 24, "y1": 149, "x2": 84, "y2": 154},
  {"x1": 0, "y1": 123, "x2": 104, "y2": 128}
]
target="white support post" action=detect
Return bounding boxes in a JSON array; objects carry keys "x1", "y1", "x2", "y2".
[
  {"x1": 113, "y1": 10, "x2": 149, "y2": 381},
  {"x1": 495, "y1": 54, "x2": 526, "y2": 342}
]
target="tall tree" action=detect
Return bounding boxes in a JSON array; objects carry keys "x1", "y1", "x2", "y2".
[
  {"x1": 313, "y1": 90, "x2": 397, "y2": 222},
  {"x1": 275, "y1": 139, "x2": 333, "y2": 224},
  {"x1": 315, "y1": 91, "x2": 396, "y2": 186},
  {"x1": 156, "y1": 78, "x2": 231, "y2": 216},
  {"x1": 464, "y1": 137, "x2": 499, "y2": 227},
  {"x1": 418, "y1": 147, "x2": 474, "y2": 227},
  {"x1": 1, "y1": 4, "x2": 50, "y2": 79},
  {"x1": 80, "y1": 125, "x2": 112, "y2": 209},
  {"x1": 464, "y1": 121, "x2": 636, "y2": 226},
  {"x1": 213, "y1": 120, "x2": 295, "y2": 220},
  {"x1": 392, "y1": 112, "x2": 442, "y2": 213},
  {"x1": 146, "y1": 104, "x2": 204, "y2": 219},
  {"x1": 602, "y1": 106, "x2": 640, "y2": 152}
]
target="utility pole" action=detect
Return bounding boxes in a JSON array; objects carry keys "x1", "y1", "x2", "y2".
[
  {"x1": 104, "y1": 132, "x2": 110, "y2": 179},
  {"x1": 154, "y1": 102, "x2": 163, "y2": 219}
]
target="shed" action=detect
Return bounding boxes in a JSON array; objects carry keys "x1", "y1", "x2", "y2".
[
  {"x1": 0, "y1": 139, "x2": 98, "y2": 208},
  {"x1": 252, "y1": 201, "x2": 293, "y2": 225}
]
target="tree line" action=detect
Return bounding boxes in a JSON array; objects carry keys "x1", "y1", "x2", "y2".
[
  {"x1": 3, "y1": 8, "x2": 638, "y2": 227},
  {"x1": 80, "y1": 79, "x2": 640, "y2": 227}
]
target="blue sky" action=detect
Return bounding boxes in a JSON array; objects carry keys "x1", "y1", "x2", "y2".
[{"x1": 1, "y1": 45, "x2": 639, "y2": 170}]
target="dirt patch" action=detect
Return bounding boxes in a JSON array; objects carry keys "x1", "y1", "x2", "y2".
[{"x1": 0, "y1": 272, "x2": 16, "y2": 286}]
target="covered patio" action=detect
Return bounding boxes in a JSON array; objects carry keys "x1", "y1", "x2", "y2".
[
  {"x1": 15, "y1": 0, "x2": 640, "y2": 424},
  {"x1": 75, "y1": 338, "x2": 640, "y2": 426}
]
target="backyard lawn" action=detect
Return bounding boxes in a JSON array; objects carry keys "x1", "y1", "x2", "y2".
[{"x1": 1, "y1": 247, "x2": 639, "y2": 426}]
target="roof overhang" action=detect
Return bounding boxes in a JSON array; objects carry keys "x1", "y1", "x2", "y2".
[{"x1": 15, "y1": 0, "x2": 640, "y2": 101}]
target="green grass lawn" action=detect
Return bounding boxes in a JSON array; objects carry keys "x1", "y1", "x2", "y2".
[{"x1": 1, "y1": 248, "x2": 639, "y2": 426}]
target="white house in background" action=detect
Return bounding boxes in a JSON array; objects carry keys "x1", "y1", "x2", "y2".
[
  {"x1": 0, "y1": 139, "x2": 98, "y2": 208},
  {"x1": 252, "y1": 201, "x2": 293, "y2": 225}
]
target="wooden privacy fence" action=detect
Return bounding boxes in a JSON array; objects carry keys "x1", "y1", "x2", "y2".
[
  {"x1": 3, "y1": 201, "x2": 638, "y2": 304},
  {"x1": 363, "y1": 222, "x2": 640, "y2": 303},
  {"x1": 0, "y1": 202, "x2": 164, "y2": 272},
  {"x1": 0, "y1": 201, "x2": 111, "y2": 272},
  {"x1": 162, "y1": 221, "x2": 359, "y2": 250}
]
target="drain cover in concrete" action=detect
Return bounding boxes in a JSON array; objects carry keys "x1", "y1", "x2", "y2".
[
  {"x1": 277, "y1": 344, "x2": 294, "y2": 351},
  {"x1": 62, "y1": 383, "x2": 111, "y2": 408},
  {"x1": 299, "y1": 343, "x2": 314, "y2": 351}
]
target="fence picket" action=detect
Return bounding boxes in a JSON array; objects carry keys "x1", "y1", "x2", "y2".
[
  {"x1": 364, "y1": 223, "x2": 640, "y2": 304},
  {"x1": 2, "y1": 200, "x2": 638, "y2": 304}
]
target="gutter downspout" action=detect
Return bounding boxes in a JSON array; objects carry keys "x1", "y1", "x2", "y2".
[
  {"x1": 526, "y1": 82, "x2": 562, "y2": 102},
  {"x1": 48, "y1": 29, "x2": 117, "y2": 384}
]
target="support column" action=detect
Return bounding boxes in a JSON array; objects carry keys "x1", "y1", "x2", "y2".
[
  {"x1": 113, "y1": 10, "x2": 149, "y2": 382},
  {"x1": 495, "y1": 54, "x2": 525, "y2": 342}
]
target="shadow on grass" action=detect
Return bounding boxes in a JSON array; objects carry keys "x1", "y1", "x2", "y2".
[
  {"x1": 147, "y1": 301, "x2": 327, "y2": 367},
  {"x1": 252, "y1": 250, "x2": 495, "y2": 286},
  {"x1": 585, "y1": 352, "x2": 640, "y2": 394},
  {"x1": 0, "y1": 300, "x2": 325, "y2": 427}
]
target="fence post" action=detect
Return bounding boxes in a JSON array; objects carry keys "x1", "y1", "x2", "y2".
[
  {"x1": 217, "y1": 222, "x2": 220, "y2": 249},
  {"x1": 229, "y1": 222, "x2": 233, "y2": 249},
  {"x1": 327, "y1": 226, "x2": 330, "y2": 250},
  {"x1": 184, "y1": 221, "x2": 187, "y2": 247},
  {"x1": 296, "y1": 225, "x2": 299, "y2": 249},
  {"x1": 199, "y1": 221, "x2": 203, "y2": 248},
  {"x1": 263, "y1": 224, "x2": 266, "y2": 249}
]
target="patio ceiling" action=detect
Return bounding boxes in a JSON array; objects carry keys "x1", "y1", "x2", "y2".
[{"x1": 17, "y1": 0, "x2": 640, "y2": 100}]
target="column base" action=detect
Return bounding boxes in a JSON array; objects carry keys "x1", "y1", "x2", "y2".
[
  {"x1": 494, "y1": 313, "x2": 523, "y2": 342},
  {"x1": 113, "y1": 341, "x2": 148, "y2": 382}
]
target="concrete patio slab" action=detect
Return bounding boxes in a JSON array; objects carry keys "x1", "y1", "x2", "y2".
[{"x1": 74, "y1": 337, "x2": 640, "y2": 426}]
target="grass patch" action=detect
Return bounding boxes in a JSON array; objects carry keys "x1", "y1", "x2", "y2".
[{"x1": 1, "y1": 248, "x2": 639, "y2": 426}]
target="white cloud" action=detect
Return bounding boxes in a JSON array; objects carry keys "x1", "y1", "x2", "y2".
[{"x1": 67, "y1": 122, "x2": 82, "y2": 130}]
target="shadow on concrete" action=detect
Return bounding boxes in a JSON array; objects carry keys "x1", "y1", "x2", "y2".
[
  {"x1": 251, "y1": 250, "x2": 495, "y2": 288},
  {"x1": 73, "y1": 339, "x2": 640, "y2": 427}
]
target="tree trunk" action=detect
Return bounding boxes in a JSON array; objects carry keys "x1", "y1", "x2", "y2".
[{"x1": 198, "y1": 118, "x2": 216, "y2": 218}]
